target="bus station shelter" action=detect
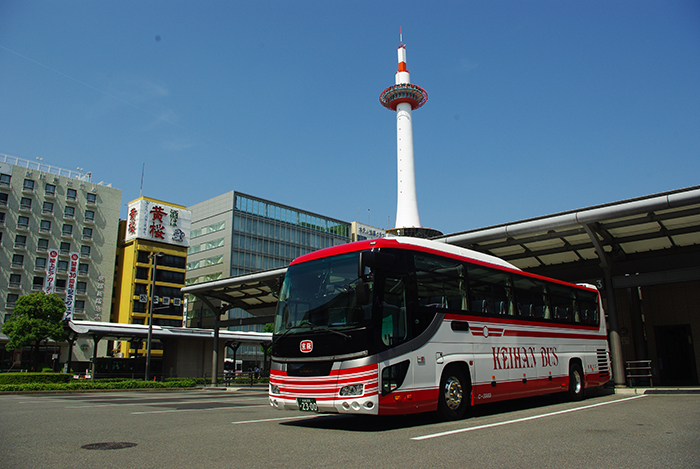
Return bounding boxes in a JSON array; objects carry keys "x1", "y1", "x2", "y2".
[{"x1": 66, "y1": 320, "x2": 271, "y2": 380}]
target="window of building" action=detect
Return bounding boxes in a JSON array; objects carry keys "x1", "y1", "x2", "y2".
[
  {"x1": 64, "y1": 206, "x2": 75, "y2": 218},
  {"x1": 80, "y1": 245, "x2": 91, "y2": 258},
  {"x1": 20, "y1": 197, "x2": 32, "y2": 210},
  {"x1": 0, "y1": 212, "x2": 5, "y2": 226},
  {"x1": 74, "y1": 300, "x2": 85, "y2": 312},
  {"x1": 86, "y1": 193, "x2": 97, "y2": 204},
  {"x1": 78, "y1": 263, "x2": 89, "y2": 276},
  {"x1": 160, "y1": 254, "x2": 186, "y2": 269},
  {"x1": 82, "y1": 227, "x2": 93, "y2": 240},
  {"x1": 55, "y1": 279, "x2": 66, "y2": 292},
  {"x1": 14, "y1": 234, "x2": 27, "y2": 248},
  {"x1": 156, "y1": 270, "x2": 185, "y2": 284},
  {"x1": 137, "y1": 250, "x2": 150, "y2": 263},
  {"x1": 9, "y1": 274, "x2": 21, "y2": 287},
  {"x1": 136, "y1": 267, "x2": 149, "y2": 280},
  {"x1": 134, "y1": 283, "x2": 147, "y2": 295},
  {"x1": 60, "y1": 241, "x2": 70, "y2": 254},
  {"x1": 57, "y1": 260, "x2": 68, "y2": 273},
  {"x1": 23, "y1": 179, "x2": 35, "y2": 192},
  {"x1": 0, "y1": 193, "x2": 7, "y2": 206},
  {"x1": 84, "y1": 210, "x2": 95, "y2": 222},
  {"x1": 0, "y1": 174, "x2": 11, "y2": 186},
  {"x1": 35, "y1": 257, "x2": 47, "y2": 270},
  {"x1": 6, "y1": 293, "x2": 19, "y2": 307},
  {"x1": 17, "y1": 216, "x2": 29, "y2": 229},
  {"x1": 45, "y1": 183, "x2": 56, "y2": 196},
  {"x1": 40, "y1": 219, "x2": 51, "y2": 233},
  {"x1": 62, "y1": 224, "x2": 73, "y2": 236},
  {"x1": 42, "y1": 201, "x2": 54, "y2": 214},
  {"x1": 66, "y1": 188, "x2": 77, "y2": 201},
  {"x1": 32, "y1": 276, "x2": 44, "y2": 290},
  {"x1": 76, "y1": 281, "x2": 87, "y2": 294},
  {"x1": 12, "y1": 254, "x2": 24, "y2": 267},
  {"x1": 37, "y1": 238, "x2": 49, "y2": 252}
]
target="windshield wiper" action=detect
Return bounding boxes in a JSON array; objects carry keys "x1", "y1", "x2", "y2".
[{"x1": 273, "y1": 320, "x2": 350, "y2": 343}]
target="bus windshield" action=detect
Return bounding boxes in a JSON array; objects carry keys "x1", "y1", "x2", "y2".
[{"x1": 274, "y1": 252, "x2": 373, "y2": 335}]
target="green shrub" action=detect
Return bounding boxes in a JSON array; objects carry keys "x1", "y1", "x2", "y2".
[
  {"x1": 0, "y1": 377, "x2": 198, "y2": 392},
  {"x1": 0, "y1": 373, "x2": 72, "y2": 385}
]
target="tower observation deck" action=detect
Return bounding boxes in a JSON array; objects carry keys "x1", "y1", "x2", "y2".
[{"x1": 379, "y1": 36, "x2": 442, "y2": 239}]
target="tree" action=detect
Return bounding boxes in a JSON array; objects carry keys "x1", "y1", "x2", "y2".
[{"x1": 2, "y1": 292, "x2": 66, "y2": 371}]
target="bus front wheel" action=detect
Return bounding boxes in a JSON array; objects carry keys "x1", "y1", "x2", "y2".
[
  {"x1": 568, "y1": 362, "x2": 585, "y2": 400},
  {"x1": 438, "y1": 366, "x2": 470, "y2": 420}
]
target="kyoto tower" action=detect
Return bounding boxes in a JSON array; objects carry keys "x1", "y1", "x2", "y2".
[{"x1": 380, "y1": 32, "x2": 442, "y2": 238}]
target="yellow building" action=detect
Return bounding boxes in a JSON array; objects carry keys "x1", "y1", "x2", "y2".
[{"x1": 111, "y1": 197, "x2": 191, "y2": 358}]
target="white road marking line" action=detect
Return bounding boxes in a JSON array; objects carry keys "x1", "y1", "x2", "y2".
[
  {"x1": 131, "y1": 404, "x2": 269, "y2": 415},
  {"x1": 412, "y1": 395, "x2": 648, "y2": 441},
  {"x1": 66, "y1": 396, "x2": 264, "y2": 408}
]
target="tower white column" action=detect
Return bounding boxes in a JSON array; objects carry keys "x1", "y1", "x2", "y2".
[{"x1": 395, "y1": 101, "x2": 420, "y2": 228}]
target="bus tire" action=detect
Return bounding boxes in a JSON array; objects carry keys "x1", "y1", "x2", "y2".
[
  {"x1": 568, "y1": 362, "x2": 585, "y2": 401},
  {"x1": 438, "y1": 366, "x2": 470, "y2": 420}
]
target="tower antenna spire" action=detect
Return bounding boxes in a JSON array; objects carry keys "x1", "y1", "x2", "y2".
[{"x1": 400, "y1": 26, "x2": 403, "y2": 46}]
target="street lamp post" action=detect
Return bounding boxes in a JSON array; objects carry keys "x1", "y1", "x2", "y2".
[{"x1": 145, "y1": 251, "x2": 164, "y2": 381}]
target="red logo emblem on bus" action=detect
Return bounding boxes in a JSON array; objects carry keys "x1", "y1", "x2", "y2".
[{"x1": 300, "y1": 340, "x2": 313, "y2": 353}]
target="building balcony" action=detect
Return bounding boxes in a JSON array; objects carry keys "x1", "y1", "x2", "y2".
[
  {"x1": 13, "y1": 242, "x2": 26, "y2": 250},
  {"x1": 31, "y1": 284, "x2": 43, "y2": 292},
  {"x1": 11, "y1": 262, "x2": 23, "y2": 269},
  {"x1": 8, "y1": 282, "x2": 21, "y2": 290}
]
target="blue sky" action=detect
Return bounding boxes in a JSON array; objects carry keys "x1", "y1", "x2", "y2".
[{"x1": 1, "y1": 1, "x2": 698, "y2": 236}]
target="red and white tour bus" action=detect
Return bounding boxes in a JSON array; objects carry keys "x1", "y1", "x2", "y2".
[{"x1": 268, "y1": 237, "x2": 611, "y2": 419}]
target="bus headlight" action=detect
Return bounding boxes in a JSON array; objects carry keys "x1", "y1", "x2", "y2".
[
  {"x1": 339, "y1": 384, "x2": 364, "y2": 396},
  {"x1": 270, "y1": 384, "x2": 280, "y2": 394}
]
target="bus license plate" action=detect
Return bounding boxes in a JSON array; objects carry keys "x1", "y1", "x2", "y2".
[{"x1": 297, "y1": 398, "x2": 318, "y2": 412}]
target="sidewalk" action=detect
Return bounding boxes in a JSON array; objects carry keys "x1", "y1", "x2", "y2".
[{"x1": 614, "y1": 386, "x2": 700, "y2": 395}]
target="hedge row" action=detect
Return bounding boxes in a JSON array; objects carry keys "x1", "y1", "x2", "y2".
[
  {"x1": 0, "y1": 377, "x2": 198, "y2": 392},
  {"x1": 0, "y1": 373, "x2": 72, "y2": 385}
]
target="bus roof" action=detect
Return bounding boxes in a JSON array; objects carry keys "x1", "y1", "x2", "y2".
[{"x1": 290, "y1": 236, "x2": 522, "y2": 272}]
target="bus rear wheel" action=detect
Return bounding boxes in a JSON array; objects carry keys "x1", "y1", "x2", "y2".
[
  {"x1": 438, "y1": 367, "x2": 470, "y2": 420},
  {"x1": 568, "y1": 362, "x2": 585, "y2": 401}
]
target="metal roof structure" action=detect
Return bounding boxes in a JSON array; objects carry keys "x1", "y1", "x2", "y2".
[
  {"x1": 68, "y1": 320, "x2": 272, "y2": 344},
  {"x1": 181, "y1": 267, "x2": 287, "y2": 323},
  {"x1": 435, "y1": 185, "x2": 700, "y2": 287}
]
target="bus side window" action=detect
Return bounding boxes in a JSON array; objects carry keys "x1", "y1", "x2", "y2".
[
  {"x1": 513, "y1": 276, "x2": 549, "y2": 320},
  {"x1": 467, "y1": 266, "x2": 514, "y2": 317}
]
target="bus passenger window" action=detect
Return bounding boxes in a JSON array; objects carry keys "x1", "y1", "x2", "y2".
[
  {"x1": 413, "y1": 254, "x2": 467, "y2": 312},
  {"x1": 513, "y1": 276, "x2": 549, "y2": 320},
  {"x1": 466, "y1": 266, "x2": 514, "y2": 317}
]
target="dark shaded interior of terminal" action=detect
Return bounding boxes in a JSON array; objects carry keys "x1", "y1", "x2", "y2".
[{"x1": 6, "y1": 185, "x2": 700, "y2": 388}]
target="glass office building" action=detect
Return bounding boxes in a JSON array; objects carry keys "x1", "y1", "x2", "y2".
[{"x1": 186, "y1": 191, "x2": 351, "y2": 367}]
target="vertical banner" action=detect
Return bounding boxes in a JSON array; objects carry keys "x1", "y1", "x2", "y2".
[
  {"x1": 63, "y1": 252, "x2": 80, "y2": 320},
  {"x1": 44, "y1": 249, "x2": 59, "y2": 294}
]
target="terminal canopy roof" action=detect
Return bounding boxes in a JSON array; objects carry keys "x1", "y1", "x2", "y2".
[
  {"x1": 67, "y1": 320, "x2": 271, "y2": 344},
  {"x1": 434, "y1": 185, "x2": 700, "y2": 287},
  {"x1": 181, "y1": 267, "x2": 287, "y2": 323}
]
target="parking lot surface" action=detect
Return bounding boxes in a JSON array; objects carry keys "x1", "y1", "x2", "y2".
[{"x1": 1, "y1": 388, "x2": 698, "y2": 468}]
